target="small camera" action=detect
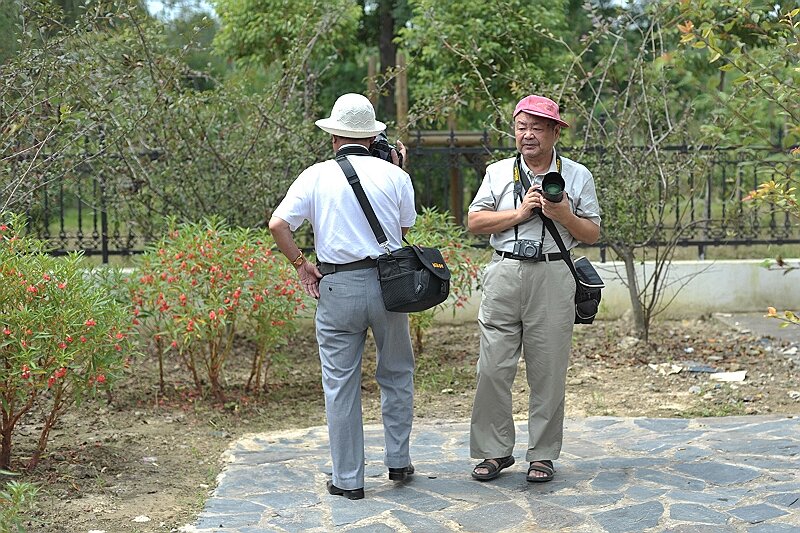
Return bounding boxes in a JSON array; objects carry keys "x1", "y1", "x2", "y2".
[
  {"x1": 370, "y1": 131, "x2": 403, "y2": 168},
  {"x1": 512, "y1": 239, "x2": 542, "y2": 260}
]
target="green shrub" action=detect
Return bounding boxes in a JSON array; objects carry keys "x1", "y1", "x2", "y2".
[{"x1": 0, "y1": 214, "x2": 133, "y2": 470}]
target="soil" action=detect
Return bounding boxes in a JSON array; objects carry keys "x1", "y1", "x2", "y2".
[{"x1": 13, "y1": 316, "x2": 800, "y2": 532}]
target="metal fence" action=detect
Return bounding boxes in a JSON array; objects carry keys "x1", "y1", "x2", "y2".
[{"x1": 12, "y1": 131, "x2": 799, "y2": 262}]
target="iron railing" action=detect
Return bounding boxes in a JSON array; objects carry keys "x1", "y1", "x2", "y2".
[{"x1": 8, "y1": 132, "x2": 798, "y2": 262}]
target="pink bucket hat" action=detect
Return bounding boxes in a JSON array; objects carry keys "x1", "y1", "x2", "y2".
[{"x1": 513, "y1": 95, "x2": 569, "y2": 128}]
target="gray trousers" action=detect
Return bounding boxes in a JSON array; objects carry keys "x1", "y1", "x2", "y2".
[
  {"x1": 316, "y1": 267, "x2": 415, "y2": 490},
  {"x1": 470, "y1": 255, "x2": 575, "y2": 463}
]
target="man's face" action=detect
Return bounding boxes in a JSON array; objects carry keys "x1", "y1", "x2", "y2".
[{"x1": 514, "y1": 114, "x2": 560, "y2": 161}]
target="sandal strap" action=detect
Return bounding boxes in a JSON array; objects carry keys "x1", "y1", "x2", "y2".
[{"x1": 528, "y1": 460, "x2": 554, "y2": 474}]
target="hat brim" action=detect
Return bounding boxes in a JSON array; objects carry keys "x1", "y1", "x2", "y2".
[
  {"x1": 315, "y1": 118, "x2": 386, "y2": 138},
  {"x1": 514, "y1": 109, "x2": 569, "y2": 128}
]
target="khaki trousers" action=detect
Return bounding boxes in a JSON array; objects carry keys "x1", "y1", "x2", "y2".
[{"x1": 470, "y1": 255, "x2": 575, "y2": 462}]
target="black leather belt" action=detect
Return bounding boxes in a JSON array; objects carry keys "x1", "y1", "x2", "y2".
[
  {"x1": 317, "y1": 258, "x2": 377, "y2": 275},
  {"x1": 496, "y1": 250, "x2": 564, "y2": 262}
]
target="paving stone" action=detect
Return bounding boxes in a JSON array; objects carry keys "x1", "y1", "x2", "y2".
[
  {"x1": 669, "y1": 503, "x2": 729, "y2": 524},
  {"x1": 548, "y1": 493, "x2": 625, "y2": 509},
  {"x1": 347, "y1": 524, "x2": 397, "y2": 533},
  {"x1": 529, "y1": 501, "x2": 585, "y2": 530},
  {"x1": 634, "y1": 468, "x2": 706, "y2": 491},
  {"x1": 747, "y1": 523, "x2": 800, "y2": 532},
  {"x1": 247, "y1": 491, "x2": 319, "y2": 510},
  {"x1": 764, "y1": 492, "x2": 800, "y2": 508},
  {"x1": 449, "y1": 501, "x2": 528, "y2": 533},
  {"x1": 184, "y1": 416, "x2": 800, "y2": 533},
  {"x1": 329, "y1": 498, "x2": 394, "y2": 528},
  {"x1": 673, "y1": 461, "x2": 761, "y2": 485},
  {"x1": 729, "y1": 503, "x2": 789, "y2": 524},
  {"x1": 592, "y1": 501, "x2": 664, "y2": 532},
  {"x1": 194, "y1": 512, "x2": 263, "y2": 529},
  {"x1": 266, "y1": 507, "x2": 325, "y2": 532},
  {"x1": 590, "y1": 470, "x2": 628, "y2": 491},
  {"x1": 372, "y1": 486, "x2": 452, "y2": 512},
  {"x1": 625, "y1": 486, "x2": 667, "y2": 501},
  {"x1": 390, "y1": 510, "x2": 455, "y2": 533},
  {"x1": 634, "y1": 418, "x2": 690, "y2": 432}
]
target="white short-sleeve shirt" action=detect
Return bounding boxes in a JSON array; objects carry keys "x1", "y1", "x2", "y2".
[
  {"x1": 469, "y1": 149, "x2": 601, "y2": 253},
  {"x1": 273, "y1": 149, "x2": 416, "y2": 264}
]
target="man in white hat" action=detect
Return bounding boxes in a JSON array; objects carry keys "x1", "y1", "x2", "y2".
[
  {"x1": 467, "y1": 94, "x2": 601, "y2": 484},
  {"x1": 269, "y1": 93, "x2": 415, "y2": 500}
]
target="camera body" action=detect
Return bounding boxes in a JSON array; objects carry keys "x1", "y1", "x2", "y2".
[
  {"x1": 512, "y1": 239, "x2": 543, "y2": 260},
  {"x1": 370, "y1": 131, "x2": 403, "y2": 168}
]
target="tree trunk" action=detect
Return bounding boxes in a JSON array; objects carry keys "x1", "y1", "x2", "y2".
[
  {"x1": 615, "y1": 245, "x2": 648, "y2": 340},
  {"x1": 378, "y1": 0, "x2": 396, "y2": 121}
]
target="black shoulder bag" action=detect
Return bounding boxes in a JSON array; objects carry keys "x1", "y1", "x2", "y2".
[
  {"x1": 517, "y1": 156, "x2": 604, "y2": 324},
  {"x1": 335, "y1": 152, "x2": 451, "y2": 313}
]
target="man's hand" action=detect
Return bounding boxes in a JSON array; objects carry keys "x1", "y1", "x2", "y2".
[
  {"x1": 391, "y1": 139, "x2": 406, "y2": 168},
  {"x1": 296, "y1": 260, "x2": 322, "y2": 299},
  {"x1": 540, "y1": 191, "x2": 571, "y2": 224}
]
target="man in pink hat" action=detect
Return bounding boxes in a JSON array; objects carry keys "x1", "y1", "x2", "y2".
[
  {"x1": 467, "y1": 95, "x2": 601, "y2": 483},
  {"x1": 269, "y1": 93, "x2": 415, "y2": 500}
]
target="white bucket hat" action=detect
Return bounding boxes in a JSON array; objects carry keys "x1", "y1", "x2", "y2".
[{"x1": 315, "y1": 93, "x2": 386, "y2": 138}]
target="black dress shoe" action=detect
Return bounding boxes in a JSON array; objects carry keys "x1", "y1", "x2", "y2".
[
  {"x1": 388, "y1": 463, "x2": 415, "y2": 481},
  {"x1": 326, "y1": 480, "x2": 365, "y2": 500}
]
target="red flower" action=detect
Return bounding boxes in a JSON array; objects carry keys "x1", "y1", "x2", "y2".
[
  {"x1": 2, "y1": 328, "x2": 10, "y2": 336},
  {"x1": 47, "y1": 377, "x2": 56, "y2": 388},
  {"x1": 85, "y1": 319, "x2": 96, "y2": 327},
  {"x1": 55, "y1": 367, "x2": 67, "y2": 378},
  {"x1": 80, "y1": 336, "x2": 87, "y2": 343},
  {"x1": 209, "y1": 310, "x2": 217, "y2": 320},
  {"x1": 58, "y1": 342, "x2": 67, "y2": 349},
  {"x1": 96, "y1": 374, "x2": 106, "y2": 384},
  {"x1": 58, "y1": 282, "x2": 67, "y2": 289}
]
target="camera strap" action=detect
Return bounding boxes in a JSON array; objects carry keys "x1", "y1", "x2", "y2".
[
  {"x1": 513, "y1": 153, "x2": 562, "y2": 243},
  {"x1": 335, "y1": 154, "x2": 393, "y2": 252}
]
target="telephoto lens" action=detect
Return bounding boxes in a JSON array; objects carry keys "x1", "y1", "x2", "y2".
[{"x1": 541, "y1": 172, "x2": 565, "y2": 203}]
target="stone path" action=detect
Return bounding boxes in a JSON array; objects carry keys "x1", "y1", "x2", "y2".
[{"x1": 182, "y1": 415, "x2": 799, "y2": 532}]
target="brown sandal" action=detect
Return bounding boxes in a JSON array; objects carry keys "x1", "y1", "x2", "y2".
[
  {"x1": 527, "y1": 460, "x2": 555, "y2": 482},
  {"x1": 471, "y1": 456, "x2": 515, "y2": 481}
]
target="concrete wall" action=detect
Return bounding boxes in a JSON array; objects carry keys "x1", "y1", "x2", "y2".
[{"x1": 441, "y1": 259, "x2": 800, "y2": 322}]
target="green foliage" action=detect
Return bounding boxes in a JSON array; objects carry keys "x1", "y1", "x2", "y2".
[
  {"x1": 399, "y1": 0, "x2": 571, "y2": 129},
  {"x1": 677, "y1": 0, "x2": 800, "y2": 148},
  {"x1": 0, "y1": 213, "x2": 134, "y2": 470},
  {"x1": 405, "y1": 208, "x2": 481, "y2": 353},
  {"x1": 0, "y1": 479, "x2": 38, "y2": 533},
  {"x1": 128, "y1": 217, "x2": 307, "y2": 401}
]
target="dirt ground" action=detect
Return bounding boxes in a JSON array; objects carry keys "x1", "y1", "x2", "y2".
[{"x1": 14, "y1": 316, "x2": 800, "y2": 532}]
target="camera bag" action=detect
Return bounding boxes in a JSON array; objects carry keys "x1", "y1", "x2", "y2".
[
  {"x1": 538, "y1": 214, "x2": 605, "y2": 324},
  {"x1": 336, "y1": 153, "x2": 451, "y2": 313}
]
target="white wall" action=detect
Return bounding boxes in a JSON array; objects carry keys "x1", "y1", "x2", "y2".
[{"x1": 440, "y1": 259, "x2": 800, "y2": 322}]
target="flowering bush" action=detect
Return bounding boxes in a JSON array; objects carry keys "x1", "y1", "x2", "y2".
[
  {"x1": 127, "y1": 218, "x2": 305, "y2": 402},
  {"x1": 0, "y1": 214, "x2": 133, "y2": 470},
  {"x1": 406, "y1": 208, "x2": 482, "y2": 353}
]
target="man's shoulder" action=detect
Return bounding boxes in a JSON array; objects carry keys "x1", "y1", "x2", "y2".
[
  {"x1": 486, "y1": 156, "x2": 515, "y2": 173},
  {"x1": 560, "y1": 155, "x2": 593, "y2": 178}
]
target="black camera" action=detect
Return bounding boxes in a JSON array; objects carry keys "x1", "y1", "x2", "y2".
[
  {"x1": 370, "y1": 131, "x2": 403, "y2": 168},
  {"x1": 512, "y1": 239, "x2": 542, "y2": 260},
  {"x1": 541, "y1": 172, "x2": 565, "y2": 203}
]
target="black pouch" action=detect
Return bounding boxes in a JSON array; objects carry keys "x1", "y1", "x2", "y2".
[
  {"x1": 377, "y1": 245, "x2": 451, "y2": 313},
  {"x1": 573, "y1": 256, "x2": 604, "y2": 324}
]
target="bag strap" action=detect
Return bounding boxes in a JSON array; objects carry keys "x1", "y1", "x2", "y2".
[
  {"x1": 335, "y1": 153, "x2": 403, "y2": 252},
  {"x1": 516, "y1": 155, "x2": 581, "y2": 286}
]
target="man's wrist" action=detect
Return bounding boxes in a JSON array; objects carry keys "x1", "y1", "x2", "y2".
[{"x1": 291, "y1": 252, "x2": 306, "y2": 268}]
